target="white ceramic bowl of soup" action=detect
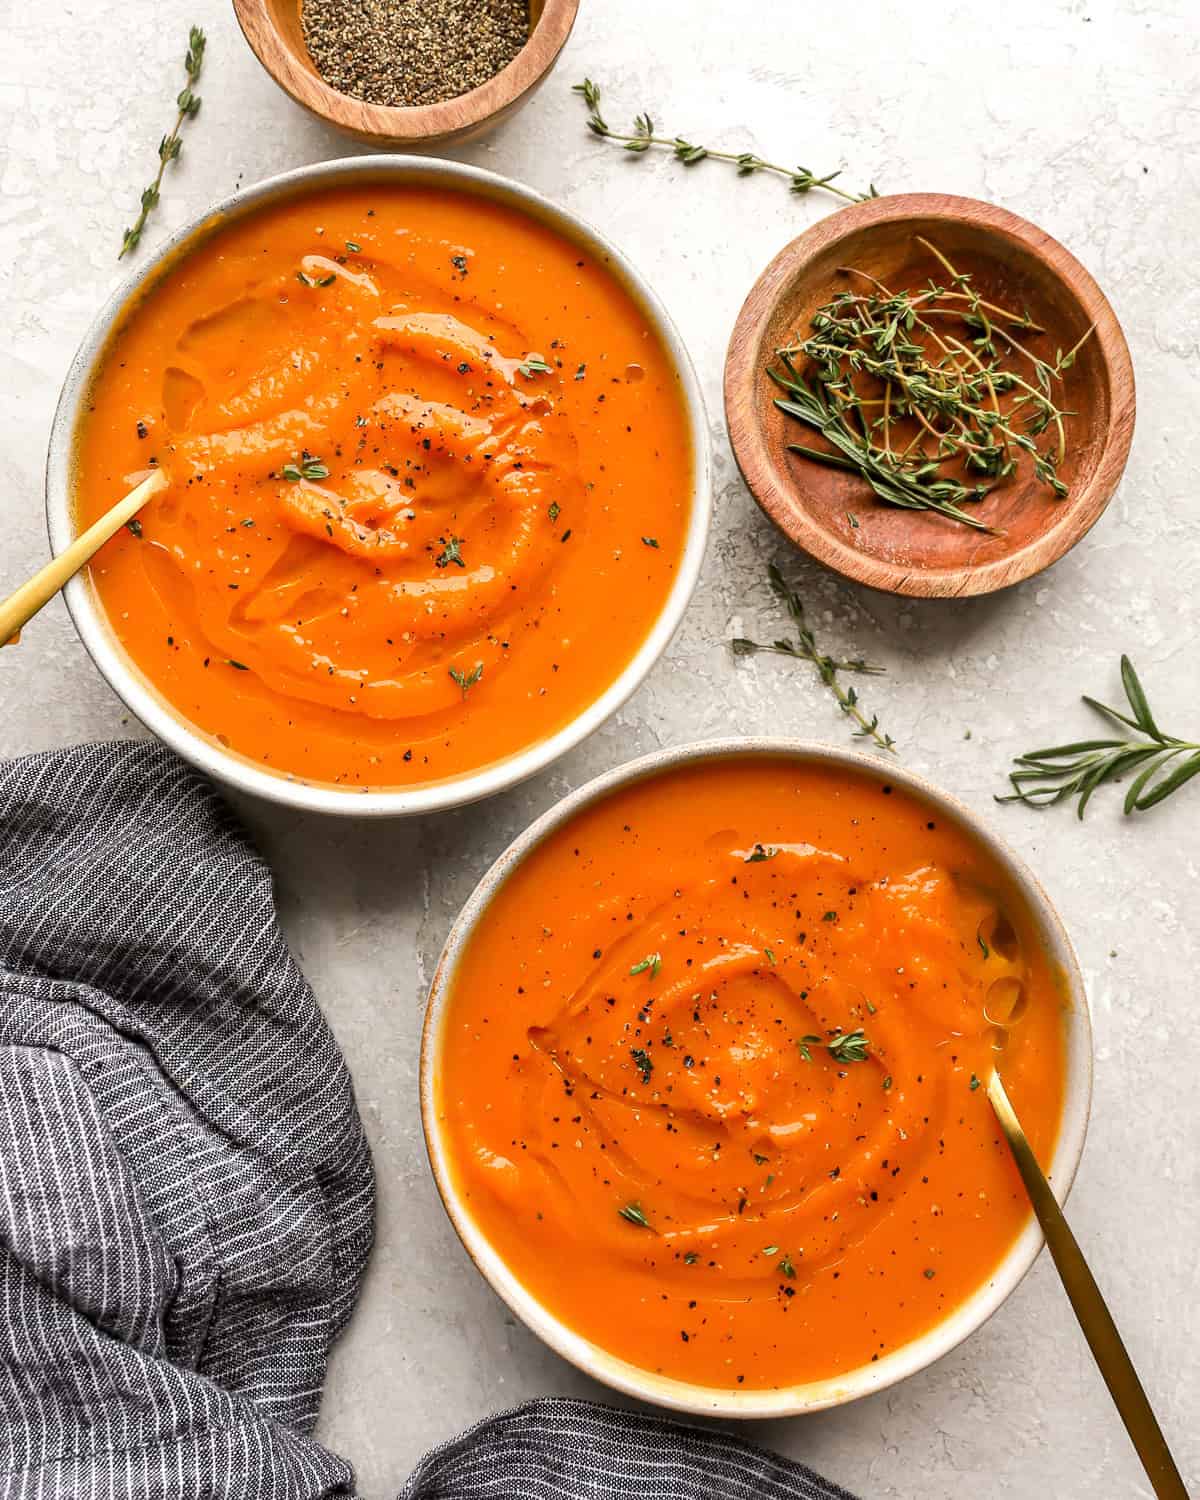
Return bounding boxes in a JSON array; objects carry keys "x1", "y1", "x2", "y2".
[
  {"x1": 421, "y1": 739, "x2": 1093, "y2": 1417},
  {"x1": 45, "y1": 156, "x2": 711, "y2": 816}
]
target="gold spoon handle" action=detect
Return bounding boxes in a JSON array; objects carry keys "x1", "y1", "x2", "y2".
[
  {"x1": 1, "y1": 469, "x2": 168, "y2": 646},
  {"x1": 988, "y1": 1072, "x2": 1189, "y2": 1499}
]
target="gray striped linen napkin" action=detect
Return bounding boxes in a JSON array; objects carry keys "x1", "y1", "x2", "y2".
[{"x1": 0, "y1": 741, "x2": 857, "y2": 1500}]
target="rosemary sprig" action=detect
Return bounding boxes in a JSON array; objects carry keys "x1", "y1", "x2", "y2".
[
  {"x1": 573, "y1": 80, "x2": 877, "y2": 205},
  {"x1": 120, "y1": 26, "x2": 205, "y2": 260},
  {"x1": 732, "y1": 564, "x2": 895, "y2": 752},
  {"x1": 771, "y1": 241, "x2": 1094, "y2": 530},
  {"x1": 998, "y1": 656, "x2": 1200, "y2": 818}
]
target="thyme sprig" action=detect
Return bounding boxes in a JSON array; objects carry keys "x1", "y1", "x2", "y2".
[
  {"x1": 998, "y1": 656, "x2": 1200, "y2": 818},
  {"x1": 120, "y1": 26, "x2": 205, "y2": 259},
  {"x1": 771, "y1": 240, "x2": 1094, "y2": 530},
  {"x1": 573, "y1": 80, "x2": 877, "y2": 205},
  {"x1": 732, "y1": 565, "x2": 895, "y2": 752}
]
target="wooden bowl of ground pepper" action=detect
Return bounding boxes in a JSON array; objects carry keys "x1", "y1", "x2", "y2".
[{"x1": 234, "y1": 0, "x2": 579, "y2": 146}]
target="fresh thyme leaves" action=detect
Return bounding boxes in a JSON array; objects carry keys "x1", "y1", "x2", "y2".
[
  {"x1": 630, "y1": 1047, "x2": 653, "y2": 1084},
  {"x1": 978, "y1": 932, "x2": 990, "y2": 959},
  {"x1": 281, "y1": 455, "x2": 330, "y2": 482},
  {"x1": 641, "y1": 536, "x2": 660, "y2": 548},
  {"x1": 683, "y1": 1251, "x2": 699, "y2": 1264},
  {"x1": 297, "y1": 269, "x2": 337, "y2": 288},
  {"x1": 732, "y1": 564, "x2": 895, "y2": 752},
  {"x1": 630, "y1": 952, "x2": 662, "y2": 978},
  {"x1": 517, "y1": 355, "x2": 553, "y2": 378},
  {"x1": 998, "y1": 655, "x2": 1200, "y2": 818},
  {"x1": 119, "y1": 26, "x2": 205, "y2": 259},
  {"x1": 797, "y1": 1034, "x2": 821, "y2": 1063},
  {"x1": 744, "y1": 843, "x2": 778, "y2": 862},
  {"x1": 618, "y1": 1201, "x2": 652, "y2": 1229},
  {"x1": 449, "y1": 662, "x2": 483, "y2": 698},
  {"x1": 827, "y1": 1029, "x2": 870, "y2": 1063},
  {"x1": 547, "y1": 501, "x2": 561, "y2": 523},
  {"x1": 779, "y1": 1253, "x2": 797, "y2": 1279},
  {"x1": 436, "y1": 535, "x2": 465, "y2": 569},
  {"x1": 769, "y1": 239, "x2": 1094, "y2": 530},
  {"x1": 741, "y1": 846, "x2": 780, "y2": 870},
  {"x1": 969, "y1": 1073, "x2": 982, "y2": 1091},
  {"x1": 763, "y1": 1244, "x2": 779, "y2": 1256},
  {"x1": 763, "y1": 948, "x2": 777, "y2": 965},
  {"x1": 573, "y1": 79, "x2": 877, "y2": 205}
]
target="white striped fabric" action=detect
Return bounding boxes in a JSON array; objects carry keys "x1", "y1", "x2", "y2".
[{"x1": 0, "y1": 743, "x2": 857, "y2": 1500}]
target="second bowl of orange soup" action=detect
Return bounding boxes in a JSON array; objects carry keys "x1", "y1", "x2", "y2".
[
  {"x1": 422, "y1": 741, "x2": 1092, "y2": 1415},
  {"x1": 47, "y1": 158, "x2": 709, "y2": 814}
]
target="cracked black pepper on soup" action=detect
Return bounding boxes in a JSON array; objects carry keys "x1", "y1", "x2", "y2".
[{"x1": 302, "y1": 0, "x2": 531, "y2": 108}]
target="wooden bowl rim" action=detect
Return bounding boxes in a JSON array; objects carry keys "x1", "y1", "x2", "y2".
[
  {"x1": 232, "y1": 0, "x2": 580, "y2": 142},
  {"x1": 723, "y1": 192, "x2": 1136, "y2": 599}
]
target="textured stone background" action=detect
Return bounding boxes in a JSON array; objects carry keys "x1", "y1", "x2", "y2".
[{"x1": 1, "y1": 0, "x2": 1197, "y2": 1494}]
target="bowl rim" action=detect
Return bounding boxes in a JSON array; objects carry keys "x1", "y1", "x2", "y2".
[
  {"x1": 45, "y1": 153, "x2": 712, "y2": 818},
  {"x1": 724, "y1": 191, "x2": 1136, "y2": 600},
  {"x1": 231, "y1": 0, "x2": 579, "y2": 143},
  {"x1": 420, "y1": 737, "x2": 1094, "y2": 1417}
]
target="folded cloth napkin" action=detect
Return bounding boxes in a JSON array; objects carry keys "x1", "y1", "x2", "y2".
[{"x1": 0, "y1": 742, "x2": 857, "y2": 1500}]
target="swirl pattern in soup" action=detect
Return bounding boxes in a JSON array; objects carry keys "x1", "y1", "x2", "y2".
[
  {"x1": 75, "y1": 185, "x2": 693, "y2": 788},
  {"x1": 434, "y1": 755, "x2": 1068, "y2": 1391}
]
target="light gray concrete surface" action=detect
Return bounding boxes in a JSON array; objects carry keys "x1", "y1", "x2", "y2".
[{"x1": 2, "y1": 1, "x2": 1197, "y2": 1494}]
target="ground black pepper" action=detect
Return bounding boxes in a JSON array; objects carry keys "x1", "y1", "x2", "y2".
[{"x1": 302, "y1": 0, "x2": 530, "y2": 109}]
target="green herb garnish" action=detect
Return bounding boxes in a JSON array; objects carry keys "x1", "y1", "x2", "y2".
[
  {"x1": 436, "y1": 535, "x2": 465, "y2": 569},
  {"x1": 630, "y1": 1047, "x2": 653, "y2": 1084},
  {"x1": 573, "y1": 79, "x2": 876, "y2": 205},
  {"x1": 744, "y1": 843, "x2": 778, "y2": 862},
  {"x1": 619, "y1": 1201, "x2": 652, "y2": 1229},
  {"x1": 641, "y1": 536, "x2": 659, "y2": 548},
  {"x1": 629, "y1": 952, "x2": 662, "y2": 978},
  {"x1": 797, "y1": 1034, "x2": 821, "y2": 1063},
  {"x1": 998, "y1": 655, "x2": 1200, "y2": 818},
  {"x1": 281, "y1": 455, "x2": 330, "y2": 482},
  {"x1": 779, "y1": 1253, "x2": 797, "y2": 1279},
  {"x1": 827, "y1": 1029, "x2": 870, "y2": 1063},
  {"x1": 449, "y1": 662, "x2": 483, "y2": 699},
  {"x1": 296, "y1": 270, "x2": 337, "y2": 288},
  {"x1": 517, "y1": 355, "x2": 553, "y2": 378},
  {"x1": 120, "y1": 26, "x2": 205, "y2": 258},
  {"x1": 732, "y1": 565, "x2": 895, "y2": 752}
]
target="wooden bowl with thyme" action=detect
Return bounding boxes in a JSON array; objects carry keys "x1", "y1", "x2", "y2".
[
  {"x1": 233, "y1": 0, "x2": 579, "y2": 147},
  {"x1": 724, "y1": 194, "x2": 1135, "y2": 598}
]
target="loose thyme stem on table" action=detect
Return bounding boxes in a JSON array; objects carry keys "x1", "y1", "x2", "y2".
[
  {"x1": 732, "y1": 565, "x2": 895, "y2": 753},
  {"x1": 119, "y1": 26, "x2": 205, "y2": 259},
  {"x1": 573, "y1": 80, "x2": 878, "y2": 205},
  {"x1": 998, "y1": 656, "x2": 1200, "y2": 818},
  {"x1": 771, "y1": 238, "x2": 1095, "y2": 530}
]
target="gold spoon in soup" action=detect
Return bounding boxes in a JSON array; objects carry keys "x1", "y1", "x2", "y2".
[
  {"x1": 988, "y1": 1070, "x2": 1188, "y2": 1499},
  {"x1": 1, "y1": 469, "x2": 168, "y2": 646}
]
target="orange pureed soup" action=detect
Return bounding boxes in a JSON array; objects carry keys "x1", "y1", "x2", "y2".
[
  {"x1": 436, "y1": 756, "x2": 1068, "y2": 1391},
  {"x1": 74, "y1": 184, "x2": 693, "y2": 789}
]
